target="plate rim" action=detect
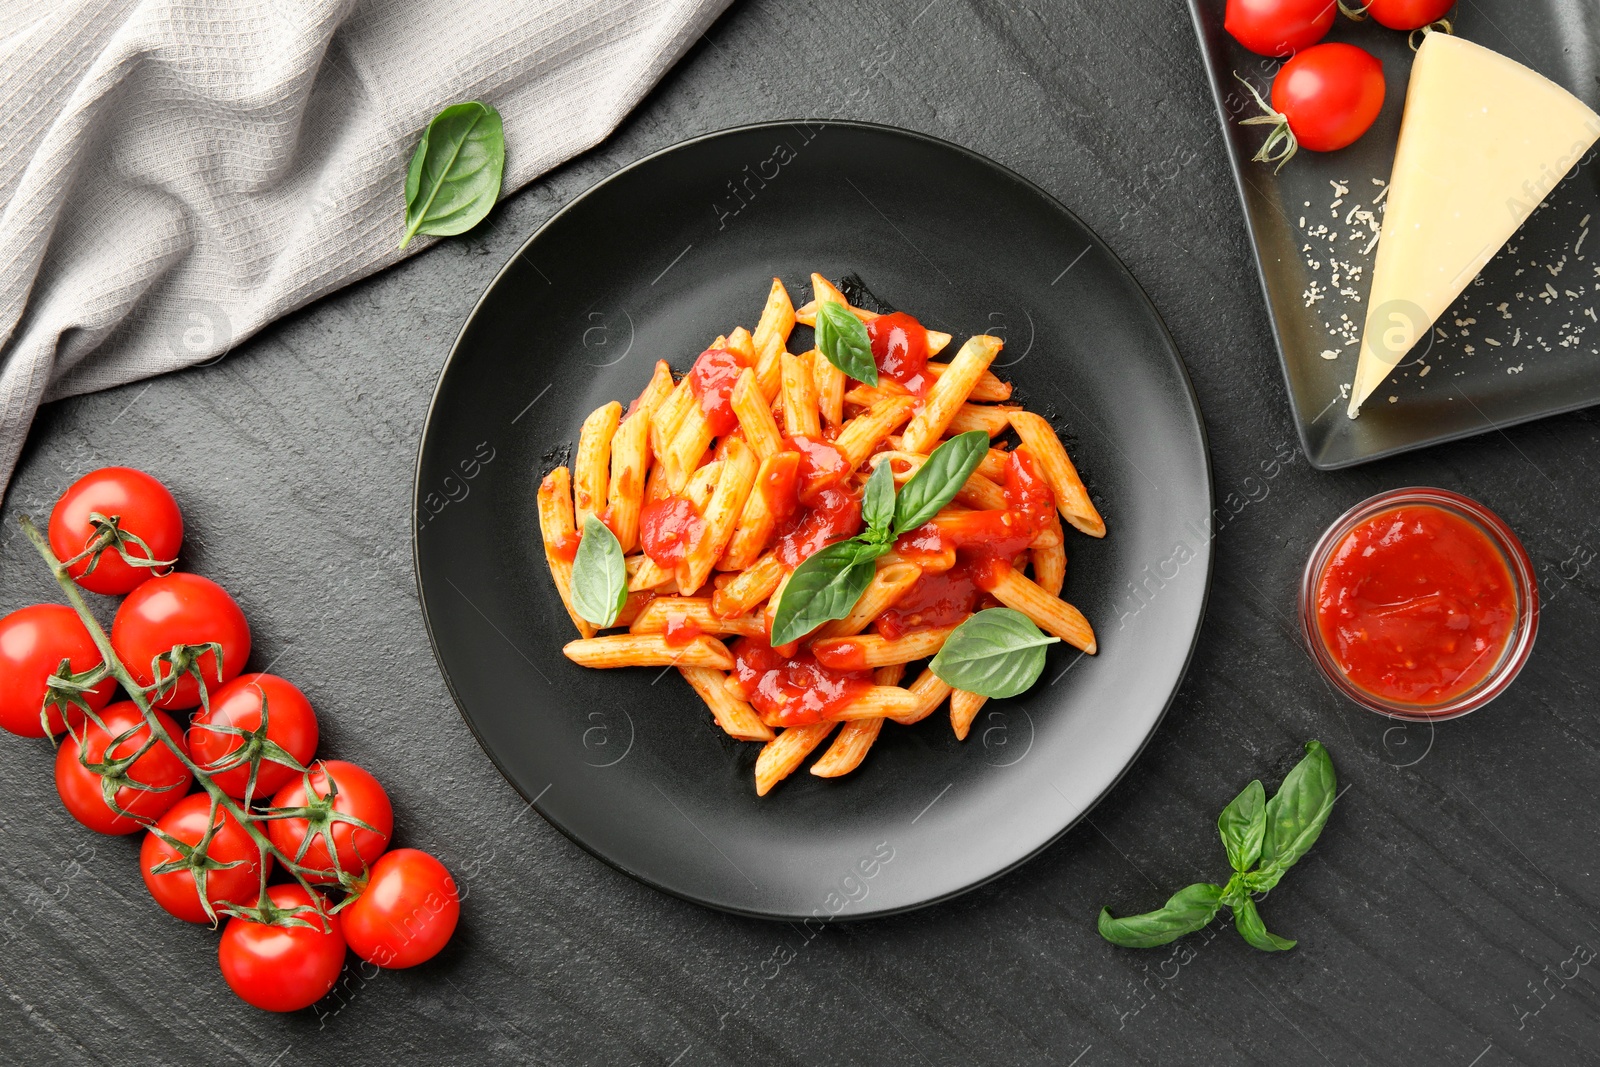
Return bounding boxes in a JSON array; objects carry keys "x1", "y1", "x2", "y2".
[{"x1": 411, "y1": 117, "x2": 1216, "y2": 920}]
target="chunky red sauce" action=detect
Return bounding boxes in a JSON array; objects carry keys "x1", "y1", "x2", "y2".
[
  {"x1": 877, "y1": 565, "x2": 981, "y2": 639},
  {"x1": 639, "y1": 495, "x2": 704, "y2": 568},
  {"x1": 773, "y1": 485, "x2": 861, "y2": 567},
  {"x1": 687, "y1": 347, "x2": 748, "y2": 435},
  {"x1": 784, "y1": 434, "x2": 849, "y2": 503},
  {"x1": 549, "y1": 531, "x2": 579, "y2": 563},
  {"x1": 893, "y1": 448, "x2": 1055, "y2": 562},
  {"x1": 867, "y1": 312, "x2": 932, "y2": 393},
  {"x1": 1315, "y1": 505, "x2": 1517, "y2": 706},
  {"x1": 730, "y1": 637, "x2": 871, "y2": 726},
  {"x1": 663, "y1": 612, "x2": 704, "y2": 648},
  {"x1": 758, "y1": 452, "x2": 801, "y2": 523}
]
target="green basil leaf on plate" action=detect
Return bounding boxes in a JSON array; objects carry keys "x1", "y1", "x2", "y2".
[
  {"x1": 893, "y1": 430, "x2": 988, "y2": 534},
  {"x1": 1231, "y1": 896, "x2": 1297, "y2": 952},
  {"x1": 570, "y1": 515, "x2": 628, "y2": 628},
  {"x1": 1217, "y1": 779, "x2": 1267, "y2": 873},
  {"x1": 1257, "y1": 740, "x2": 1337, "y2": 878},
  {"x1": 1098, "y1": 883, "x2": 1224, "y2": 949},
  {"x1": 770, "y1": 539, "x2": 881, "y2": 646},
  {"x1": 861, "y1": 460, "x2": 897, "y2": 540},
  {"x1": 814, "y1": 299, "x2": 878, "y2": 386},
  {"x1": 400, "y1": 101, "x2": 506, "y2": 249},
  {"x1": 929, "y1": 607, "x2": 1059, "y2": 698}
]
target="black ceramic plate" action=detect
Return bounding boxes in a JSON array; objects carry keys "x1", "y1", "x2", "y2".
[
  {"x1": 1187, "y1": 1, "x2": 1600, "y2": 469},
  {"x1": 413, "y1": 121, "x2": 1212, "y2": 920}
]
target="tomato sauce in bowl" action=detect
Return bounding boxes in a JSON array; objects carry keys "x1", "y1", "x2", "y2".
[{"x1": 1300, "y1": 488, "x2": 1537, "y2": 720}]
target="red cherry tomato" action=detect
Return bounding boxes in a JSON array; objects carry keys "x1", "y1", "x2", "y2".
[
  {"x1": 188, "y1": 673, "x2": 319, "y2": 799},
  {"x1": 1224, "y1": 0, "x2": 1335, "y2": 56},
  {"x1": 1363, "y1": 0, "x2": 1453, "y2": 30},
  {"x1": 111, "y1": 573, "x2": 251, "y2": 710},
  {"x1": 341, "y1": 849, "x2": 460, "y2": 968},
  {"x1": 1272, "y1": 43, "x2": 1386, "y2": 152},
  {"x1": 48, "y1": 467, "x2": 183, "y2": 595},
  {"x1": 140, "y1": 792, "x2": 269, "y2": 923},
  {"x1": 55, "y1": 702, "x2": 192, "y2": 834},
  {"x1": 0, "y1": 604, "x2": 115, "y2": 737},
  {"x1": 267, "y1": 760, "x2": 393, "y2": 884},
  {"x1": 218, "y1": 884, "x2": 346, "y2": 1012}
]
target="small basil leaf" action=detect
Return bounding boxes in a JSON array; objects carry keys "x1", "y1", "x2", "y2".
[
  {"x1": 892, "y1": 431, "x2": 989, "y2": 535},
  {"x1": 770, "y1": 540, "x2": 881, "y2": 646},
  {"x1": 400, "y1": 101, "x2": 506, "y2": 249},
  {"x1": 929, "y1": 607, "x2": 1059, "y2": 698},
  {"x1": 1217, "y1": 779, "x2": 1267, "y2": 873},
  {"x1": 861, "y1": 460, "x2": 897, "y2": 537},
  {"x1": 571, "y1": 516, "x2": 628, "y2": 627},
  {"x1": 1231, "y1": 896, "x2": 1297, "y2": 952},
  {"x1": 814, "y1": 300, "x2": 878, "y2": 385},
  {"x1": 1258, "y1": 740, "x2": 1337, "y2": 877},
  {"x1": 1098, "y1": 883, "x2": 1223, "y2": 949},
  {"x1": 1219, "y1": 871, "x2": 1250, "y2": 909}
]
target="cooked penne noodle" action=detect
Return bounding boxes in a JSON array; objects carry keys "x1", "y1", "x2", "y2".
[
  {"x1": 712, "y1": 551, "x2": 784, "y2": 619},
  {"x1": 719, "y1": 451, "x2": 796, "y2": 571},
  {"x1": 810, "y1": 717, "x2": 882, "y2": 777},
  {"x1": 606, "y1": 362, "x2": 674, "y2": 553},
  {"x1": 616, "y1": 590, "x2": 655, "y2": 628},
  {"x1": 814, "y1": 562, "x2": 922, "y2": 640},
  {"x1": 573, "y1": 401, "x2": 622, "y2": 528},
  {"x1": 679, "y1": 439, "x2": 758, "y2": 595},
  {"x1": 812, "y1": 625, "x2": 959, "y2": 670},
  {"x1": 625, "y1": 553, "x2": 679, "y2": 595},
  {"x1": 755, "y1": 721, "x2": 837, "y2": 796},
  {"x1": 666, "y1": 403, "x2": 715, "y2": 492},
  {"x1": 835, "y1": 396, "x2": 916, "y2": 473},
  {"x1": 1032, "y1": 537, "x2": 1067, "y2": 597},
  {"x1": 725, "y1": 326, "x2": 756, "y2": 365},
  {"x1": 537, "y1": 466, "x2": 596, "y2": 639},
  {"x1": 796, "y1": 275, "x2": 952, "y2": 354},
  {"x1": 983, "y1": 563, "x2": 1096, "y2": 653},
  {"x1": 780, "y1": 351, "x2": 821, "y2": 438},
  {"x1": 1029, "y1": 519, "x2": 1063, "y2": 550},
  {"x1": 875, "y1": 664, "x2": 907, "y2": 686},
  {"x1": 563, "y1": 634, "x2": 734, "y2": 670},
  {"x1": 650, "y1": 376, "x2": 695, "y2": 464},
  {"x1": 945, "y1": 403, "x2": 1017, "y2": 439},
  {"x1": 1009, "y1": 411, "x2": 1106, "y2": 538},
  {"x1": 828, "y1": 686, "x2": 926, "y2": 721},
  {"x1": 752, "y1": 278, "x2": 796, "y2": 401},
  {"x1": 680, "y1": 666, "x2": 774, "y2": 742},
  {"x1": 928, "y1": 361, "x2": 1011, "y2": 401},
  {"x1": 900, "y1": 335, "x2": 1003, "y2": 453},
  {"x1": 976, "y1": 446, "x2": 1010, "y2": 482},
  {"x1": 951, "y1": 689, "x2": 988, "y2": 741},
  {"x1": 886, "y1": 667, "x2": 952, "y2": 725},
  {"x1": 954, "y1": 470, "x2": 1008, "y2": 511},
  {"x1": 732, "y1": 369, "x2": 783, "y2": 459},
  {"x1": 629, "y1": 597, "x2": 767, "y2": 638},
  {"x1": 810, "y1": 349, "x2": 847, "y2": 427},
  {"x1": 877, "y1": 545, "x2": 956, "y2": 573}
]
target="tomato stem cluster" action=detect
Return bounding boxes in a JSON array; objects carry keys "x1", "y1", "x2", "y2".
[{"x1": 21, "y1": 516, "x2": 345, "y2": 929}]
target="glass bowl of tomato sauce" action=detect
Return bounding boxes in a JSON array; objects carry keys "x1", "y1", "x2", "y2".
[{"x1": 1299, "y1": 487, "x2": 1538, "y2": 721}]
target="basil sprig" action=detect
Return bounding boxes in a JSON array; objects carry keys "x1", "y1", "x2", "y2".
[
  {"x1": 929, "y1": 608, "x2": 1059, "y2": 698},
  {"x1": 570, "y1": 516, "x2": 628, "y2": 628},
  {"x1": 399, "y1": 101, "x2": 506, "y2": 249},
  {"x1": 770, "y1": 431, "x2": 988, "y2": 645},
  {"x1": 1098, "y1": 741, "x2": 1337, "y2": 953},
  {"x1": 814, "y1": 300, "x2": 879, "y2": 385}
]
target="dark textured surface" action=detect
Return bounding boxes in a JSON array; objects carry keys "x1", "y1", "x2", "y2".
[{"x1": 2, "y1": 1, "x2": 1597, "y2": 1064}]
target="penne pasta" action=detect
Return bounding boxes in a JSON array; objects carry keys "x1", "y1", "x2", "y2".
[
  {"x1": 954, "y1": 470, "x2": 1008, "y2": 511},
  {"x1": 681, "y1": 666, "x2": 774, "y2": 742},
  {"x1": 755, "y1": 721, "x2": 837, "y2": 796},
  {"x1": 780, "y1": 351, "x2": 821, "y2": 438},
  {"x1": 810, "y1": 349, "x2": 847, "y2": 428},
  {"x1": 877, "y1": 544, "x2": 956, "y2": 574},
  {"x1": 537, "y1": 466, "x2": 596, "y2": 639},
  {"x1": 982, "y1": 563, "x2": 1097, "y2": 653},
  {"x1": 678, "y1": 439, "x2": 758, "y2": 595},
  {"x1": 834, "y1": 396, "x2": 916, "y2": 473},
  {"x1": 629, "y1": 597, "x2": 767, "y2": 638},
  {"x1": 752, "y1": 278, "x2": 796, "y2": 402},
  {"x1": 562, "y1": 634, "x2": 735, "y2": 670},
  {"x1": 573, "y1": 401, "x2": 622, "y2": 529},
  {"x1": 719, "y1": 451, "x2": 797, "y2": 571},
  {"x1": 811, "y1": 625, "x2": 959, "y2": 670},
  {"x1": 725, "y1": 326, "x2": 756, "y2": 365},
  {"x1": 712, "y1": 551, "x2": 784, "y2": 619},
  {"x1": 607, "y1": 361, "x2": 674, "y2": 553},
  {"x1": 814, "y1": 562, "x2": 922, "y2": 640},
  {"x1": 650, "y1": 376, "x2": 695, "y2": 464},
  {"x1": 732, "y1": 368, "x2": 783, "y2": 459},
  {"x1": 976, "y1": 446, "x2": 1011, "y2": 482},
  {"x1": 810, "y1": 717, "x2": 883, "y2": 777},
  {"x1": 900, "y1": 335, "x2": 1003, "y2": 453},
  {"x1": 796, "y1": 274, "x2": 953, "y2": 354},
  {"x1": 950, "y1": 689, "x2": 989, "y2": 741},
  {"x1": 828, "y1": 686, "x2": 926, "y2": 721},
  {"x1": 927, "y1": 361, "x2": 1011, "y2": 401},
  {"x1": 1009, "y1": 411, "x2": 1106, "y2": 538},
  {"x1": 666, "y1": 403, "x2": 715, "y2": 492},
  {"x1": 945, "y1": 403, "x2": 1017, "y2": 439},
  {"x1": 1032, "y1": 537, "x2": 1067, "y2": 597},
  {"x1": 886, "y1": 667, "x2": 952, "y2": 726}
]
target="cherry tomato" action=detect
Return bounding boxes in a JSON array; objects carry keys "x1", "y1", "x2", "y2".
[
  {"x1": 266, "y1": 760, "x2": 393, "y2": 884},
  {"x1": 49, "y1": 467, "x2": 183, "y2": 595},
  {"x1": 141, "y1": 792, "x2": 269, "y2": 923},
  {"x1": 55, "y1": 702, "x2": 192, "y2": 834},
  {"x1": 1225, "y1": 0, "x2": 1335, "y2": 57},
  {"x1": 218, "y1": 884, "x2": 346, "y2": 1012},
  {"x1": 341, "y1": 849, "x2": 460, "y2": 968},
  {"x1": 1363, "y1": 0, "x2": 1453, "y2": 30},
  {"x1": 188, "y1": 674, "x2": 318, "y2": 799},
  {"x1": 1273, "y1": 43, "x2": 1386, "y2": 152},
  {"x1": 0, "y1": 604, "x2": 115, "y2": 737},
  {"x1": 111, "y1": 573, "x2": 251, "y2": 710}
]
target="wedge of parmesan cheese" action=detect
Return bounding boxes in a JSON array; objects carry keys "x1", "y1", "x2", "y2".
[{"x1": 1348, "y1": 33, "x2": 1600, "y2": 418}]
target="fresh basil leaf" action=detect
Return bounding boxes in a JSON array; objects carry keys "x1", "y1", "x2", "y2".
[
  {"x1": 1217, "y1": 779, "x2": 1266, "y2": 873},
  {"x1": 861, "y1": 460, "x2": 897, "y2": 538},
  {"x1": 1219, "y1": 871, "x2": 1249, "y2": 909},
  {"x1": 929, "y1": 607, "x2": 1059, "y2": 698},
  {"x1": 814, "y1": 300, "x2": 878, "y2": 385},
  {"x1": 1257, "y1": 740, "x2": 1337, "y2": 879},
  {"x1": 1098, "y1": 883, "x2": 1223, "y2": 949},
  {"x1": 892, "y1": 431, "x2": 989, "y2": 534},
  {"x1": 770, "y1": 539, "x2": 881, "y2": 646},
  {"x1": 400, "y1": 101, "x2": 506, "y2": 249},
  {"x1": 1231, "y1": 896, "x2": 1297, "y2": 952},
  {"x1": 570, "y1": 516, "x2": 628, "y2": 627}
]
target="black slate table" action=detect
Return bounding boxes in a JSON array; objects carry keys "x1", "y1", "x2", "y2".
[{"x1": 3, "y1": 2, "x2": 1597, "y2": 1065}]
